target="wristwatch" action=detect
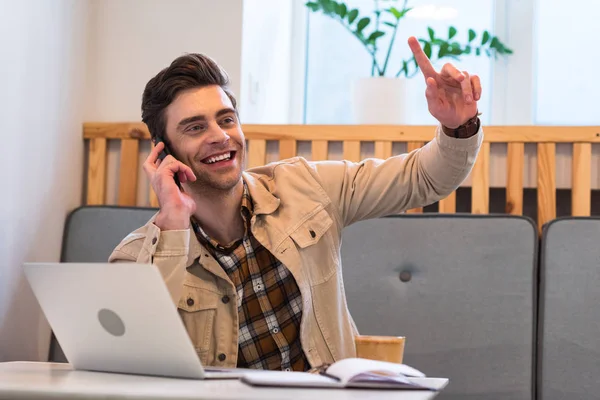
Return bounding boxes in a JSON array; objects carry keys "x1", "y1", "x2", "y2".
[{"x1": 442, "y1": 112, "x2": 481, "y2": 139}]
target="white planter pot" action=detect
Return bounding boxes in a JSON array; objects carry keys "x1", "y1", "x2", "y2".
[{"x1": 351, "y1": 77, "x2": 407, "y2": 124}]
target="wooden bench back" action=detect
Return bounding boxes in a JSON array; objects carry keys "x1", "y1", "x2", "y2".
[{"x1": 84, "y1": 123, "x2": 600, "y2": 231}]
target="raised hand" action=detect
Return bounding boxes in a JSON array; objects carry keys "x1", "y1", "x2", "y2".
[
  {"x1": 408, "y1": 36, "x2": 481, "y2": 129},
  {"x1": 143, "y1": 141, "x2": 197, "y2": 230}
]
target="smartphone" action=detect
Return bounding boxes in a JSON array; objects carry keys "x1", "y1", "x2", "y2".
[{"x1": 153, "y1": 137, "x2": 182, "y2": 189}]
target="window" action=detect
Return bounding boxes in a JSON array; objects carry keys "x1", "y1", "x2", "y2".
[
  {"x1": 534, "y1": 0, "x2": 600, "y2": 125},
  {"x1": 304, "y1": 0, "x2": 497, "y2": 124}
]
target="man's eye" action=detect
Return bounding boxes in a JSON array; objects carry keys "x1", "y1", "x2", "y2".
[
  {"x1": 188, "y1": 125, "x2": 204, "y2": 132},
  {"x1": 222, "y1": 117, "x2": 235, "y2": 124}
]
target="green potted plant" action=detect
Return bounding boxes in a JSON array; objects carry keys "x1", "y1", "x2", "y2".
[{"x1": 306, "y1": 0, "x2": 513, "y2": 123}]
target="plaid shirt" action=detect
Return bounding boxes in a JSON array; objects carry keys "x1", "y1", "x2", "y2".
[{"x1": 191, "y1": 183, "x2": 310, "y2": 372}]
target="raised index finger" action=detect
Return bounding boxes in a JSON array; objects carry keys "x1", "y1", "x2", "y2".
[{"x1": 408, "y1": 36, "x2": 436, "y2": 79}]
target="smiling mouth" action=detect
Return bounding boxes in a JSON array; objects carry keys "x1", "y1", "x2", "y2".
[{"x1": 202, "y1": 151, "x2": 236, "y2": 165}]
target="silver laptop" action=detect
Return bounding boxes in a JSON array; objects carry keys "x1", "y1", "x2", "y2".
[{"x1": 23, "y1": 262, "x2": 248, "y2": 379}]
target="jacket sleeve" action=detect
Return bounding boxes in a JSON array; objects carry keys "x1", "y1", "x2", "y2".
[
  {"x1": 108, "y1": 219, "x2": 190, "y2": 305},
  {"x1": 309, "y1": 125, "x2": 483, "y2": 227}
]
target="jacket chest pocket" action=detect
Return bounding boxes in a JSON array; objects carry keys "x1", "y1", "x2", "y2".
[
  {"x1": 289, "y1": 208, "x2": 338, "y2": 285},
  {"x1": 177, "y1": 286, "x2": 219, "y2": 364}
]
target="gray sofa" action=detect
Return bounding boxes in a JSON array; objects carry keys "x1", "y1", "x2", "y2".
[{"x1": 49, "y1": 207, "x2": 600, "y2": 400}]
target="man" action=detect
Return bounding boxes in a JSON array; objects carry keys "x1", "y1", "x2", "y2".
[{"x1": 109, "y1": 36, "x2": 483, "y2": 372}]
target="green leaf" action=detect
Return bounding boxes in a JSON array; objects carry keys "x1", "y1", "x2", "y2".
[
  {"x1": 320, "y1": 0, "x2": 335, "y2": 14},
  {"x1": 468, "y1": 29, "x2": 476, "y2": 42},
  {"x1": 335, "y1": 2, "x2": 347, "y2": 18},
  {"x1": 347, "y1": 9, "x2": 359, "y2": 24},
  {"x1": 423, "y1": 42, "x2": 432, "y2": 59},
  {"x1": 356, "y1": 17, "x2": 370, "y2": 33},
  {"x1": 305, "y1": 1, "x2": 320, "y2": 11},
  {"x1": 448, "y1": 26, "x2": 457, "y2": 39},
  {"x1": 368, "y1": 31, "x2": 386, "y2": 42},
  {"x1": 485, "y1": 49, "x2": 491, "y2": 57},
  {"x1": 450, "y1": 45, "x2": 462, "y2": 55},
  {"x1": 388, "y1": 7, "x2": 412, "y2": 19},
  {"x1": 428, "y1": 27, "x2": 435, "y2": 40},
  {"x1": 388, "y1": 6, "x2": 402, "y2": 19},
  {"x1": 481, "y1": 30, "x2": 490, "y2": 45},
  {"x1": 475, "y1": 48, "x2": 481, "y2": 56},
  {"x1": 465, "y1": 45, "x2": 471, "y2": 55},
  {"x1": 383, "y1": 21, "x2": 396, "y2": 28},
  {"x1": 438, "y1": 44, "x2": 448, "y2": 58},
  {"x1": 490, "y1": 36, "x2": 499, "y2": 49},
  {"x1": 399, "y1": 60, "x2": 409, "y2": 77}
]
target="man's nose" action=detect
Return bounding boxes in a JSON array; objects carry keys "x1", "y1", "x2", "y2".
[{"x1": 206, "y1": 124, "x2": 231, "y2": 144}]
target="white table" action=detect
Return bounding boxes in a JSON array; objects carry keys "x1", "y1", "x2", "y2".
[{"x1": 0, "y1": 362, "x2": 445, "y2": 400}]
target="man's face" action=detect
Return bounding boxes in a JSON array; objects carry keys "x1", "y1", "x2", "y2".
[{"x1": 163, "y1": 85, "x2": 245, "y2": 192}]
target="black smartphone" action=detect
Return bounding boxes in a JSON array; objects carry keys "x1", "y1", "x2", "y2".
[{"x1": 153, "y1": 137, "x2": 182, "y2": 189}]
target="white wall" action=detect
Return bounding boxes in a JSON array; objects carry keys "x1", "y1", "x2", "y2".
[
  {"x1": 0, "y1": 0, "x2": 89, "y2": 361},
  {"x1": 0, "y1": 0, "x2": 246, "y2": 361},
  {"x1": 85, "y1": 0, "x2": 243, "y2": 122}
]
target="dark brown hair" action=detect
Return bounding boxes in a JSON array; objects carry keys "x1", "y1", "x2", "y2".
[{"x1": 141, "y1": 53, "x2": 237, "y2": 141}]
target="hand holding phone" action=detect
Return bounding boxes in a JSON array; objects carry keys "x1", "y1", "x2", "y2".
[
  {"x1": 143, "y1": 138, "x2": 197, "y2": 230},
  {"x1": 154, "y1": 137, "x2": 181, "y2": 189}
]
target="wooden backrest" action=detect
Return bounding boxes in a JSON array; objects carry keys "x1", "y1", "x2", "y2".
[{"x1": 83, "y1": 123, "x2": 600, "y2": 232}]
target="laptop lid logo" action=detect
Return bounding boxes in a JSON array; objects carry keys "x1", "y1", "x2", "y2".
[{"x1": 97, "y1": 309, "x2": 126, "y2": 337}]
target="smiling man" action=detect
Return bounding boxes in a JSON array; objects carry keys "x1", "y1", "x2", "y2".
[{"x1": 109, "y1": 37, "x2": 483, "y2": 372}]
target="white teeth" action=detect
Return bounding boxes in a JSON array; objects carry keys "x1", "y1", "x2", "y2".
[{"x1": 206, "y1": 152, "x2": 231, "y2": 164}]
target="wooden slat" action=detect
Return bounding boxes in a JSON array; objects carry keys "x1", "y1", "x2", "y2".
[
  {"x1": 312, "y1": 140, "x2": 329, "y2": 161},
  {"x1": 117, "y1": 139, "x2": 139, "y2": 206},
  {"x1": 438, "y1": 192, "x2": 456, "y2": 213},
  {"x1": 343, "y1": 141, "x2": 361, "y2": 162},
  {"x1": 374, "y1": 141, "x2": 392, "y2": 159},
  {"x1": 279, "y1": 140, "x2": 297, "y2": 160},
  {"x1": 407, "y1": 142, "x2": 424, "y2": 152},
  {"x1": 84, "y1": 123, "x2": 600, "y2": 143},
  {"x1": 572, "y1": 143, "x2": 592, "y2": 216},
  {"x1": 86, "y1": 138, "x2": 107, "y2": 205},
  {"x1": 471, "y1": 142, "x2": 490, "y2": 214},
  {"x1": 537, "y1": 143, "x2": 556, "y2": 232},
  {"x1": 247, "y1": 139, "x2": 266, "y2": 169},
  {"x1": 406, "y1": 141, "x2": 425, "y2": 214},
  {"x1": 149, "y1": 188, "x2": 159, "y2": 208},
  {"x1": 506, "y1": 143, "x2": 524, "y2": 215}
]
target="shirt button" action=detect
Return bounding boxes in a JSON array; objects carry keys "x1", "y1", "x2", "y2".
[
  {"x1": 151, "y1": 237, "x2": 157, "y2": 245},
  {"x1": 399, "y1": 271, "x2": 412, "y2": 283},
  {"x1": 309, "y1": 230, "x2": 316, "y2": 238},
  {"x1": 255, "y1": 284, "x2": 262, "y2": 291},
  {"x1": 272, "y1": 327, "x2": 280, "y2": 334},
  {"x1": 218, "y1": 353, "x2": 226, "y2": 362},
  {"x1": 186, "y1": 298, "x2": 194, "y2": 306},
  {"x1": 221, "y1": 295, "x2": 230, "y2": 304},
  {"x1": 284, "y1": 368, "x2": 291, "y2": 372}
]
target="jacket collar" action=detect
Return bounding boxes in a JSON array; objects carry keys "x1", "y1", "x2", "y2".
[
  {"x1": 186, "y1": 173, "x2": 280, "y2": 267},
  {"x1": 242, "y1": 171, "x2": 280, "y2": 215}
]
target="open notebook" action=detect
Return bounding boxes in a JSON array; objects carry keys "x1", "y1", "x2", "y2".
[{"x1": 241, "y1": 358, "x2": 448, "y2": 390}]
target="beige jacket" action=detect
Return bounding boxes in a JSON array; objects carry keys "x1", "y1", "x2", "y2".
[{"x1": 108, "y1": 126, "x2": 483, "y2": 369}]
